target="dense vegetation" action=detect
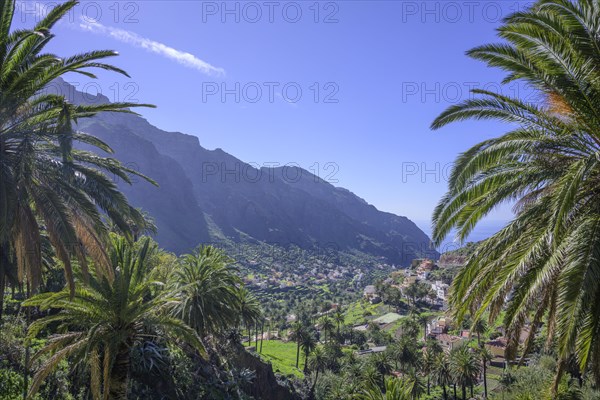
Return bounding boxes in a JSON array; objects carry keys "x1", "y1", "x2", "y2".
[
  {"x1": 221, "y1": 240, "x2": 393, "y2": 325},
  {"x1": 0, "y1": 1, "x2": 265, "y2": 398},
  {"x1": 432, "y1": 0, "x2": 600, "y2": 393},
  {"x1": 3, "y1": 0, "x2": 600, "y2": 399}
]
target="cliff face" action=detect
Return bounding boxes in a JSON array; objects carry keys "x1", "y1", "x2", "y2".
[{"x1": 59, "y1": 79, "x2": 438, "y2": 264}]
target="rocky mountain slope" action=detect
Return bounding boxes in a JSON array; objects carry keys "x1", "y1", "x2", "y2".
[{"x1": 57, "y1": 78, "x2": 437, "y2": 264}]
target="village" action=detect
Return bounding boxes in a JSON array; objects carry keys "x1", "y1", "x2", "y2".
[
  {"x1": 241, "y1": 254, "x2": 532, "y2": 395},
  {"x1": 353, "y1": 259, "x2": 529, "y2": 369}
]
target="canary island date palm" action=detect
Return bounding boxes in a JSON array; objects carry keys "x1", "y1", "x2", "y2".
[
  {"x1": 301, "y1": 330, "x2": 318, "y2": 373},
  {"x1": 319, "y1": 315, "x2": 335, "y2": 342},
  {"x1": 432, "y1": 353, "x2": 452, "y2": 400},
  {"x1": 23, "y1": 236, "x2": 204, "y2": 400},
  {"x1": 334, "y1": 307, "x2": 345, "y2": 339},
  {"x1": 479, "y1": 346, "x2": 494, "y2": 398},
  {"x1": 170, "y1": 246, "x2": 243, "y2": 337},
  {"x1": 360, "y1": 377, "x2": 412, "y2": 400},
  {"x1": 449, "y1": 346, "x2": 480, "y2": 400},
  {"x1": 308, "y1": 346, "x2": 327, "y2": 394},
  {"x1": 431, "y1": 0, "x2": 600, "y2": 385},
  {"x1": 0, "y1": 0, "x2": 155, "y2": 297},
  {"x1": 290, "y1": 322, "x2": 305, "y2": 369},
  {"x1": 236, "y1": 287, "x2": 262, "y2": 345}
]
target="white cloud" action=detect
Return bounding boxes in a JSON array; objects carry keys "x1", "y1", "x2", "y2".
[{"x1": 79, "y1": 20, "x2": 225, "y2": 77}]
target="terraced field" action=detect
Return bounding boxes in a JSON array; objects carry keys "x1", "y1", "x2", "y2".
[{"x1": 245, "y1": 340, "x2": 305, "y2": 378}]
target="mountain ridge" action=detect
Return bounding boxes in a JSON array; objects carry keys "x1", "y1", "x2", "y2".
[{"x1": 56, "y1": 78, "x2": 438, "y2": 264}]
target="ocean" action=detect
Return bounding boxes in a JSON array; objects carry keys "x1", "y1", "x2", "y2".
[{"x1": 415, "y1": 219, "x2": 507, "y2": 255}]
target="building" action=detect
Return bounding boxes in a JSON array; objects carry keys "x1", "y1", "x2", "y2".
[
  {"x1": 400, "y1": 275, "x2": 418, "y2": 289},
  {"x1": 435, "y1": 334, "x2": 466, "y2": 351},
  {"x1": 363, "y1": 285, "x2": 376, "y2": 297},
  {"x1": 431, "y1": 280, "x2": 449, "y2": 301},
  {"x1": 427, "y1": 316, "x2": 450, "y2": 335},
  {"x1": 286, "y1": 314, "x2": 297, "y2": 324},
  {"x1": 363, "y1": 285, "x2": 381, "y2": 303},
  {"x1": 485, "y1": 337, "x2": 508, "y2": 358}
]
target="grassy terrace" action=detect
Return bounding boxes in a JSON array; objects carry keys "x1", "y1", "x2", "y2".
[
  {"x1": 244, "y1": 340, "x2": 305, "y2": 377},
  {"x1": 344, "y1": 300, "x2": 392, "y2": 325}
]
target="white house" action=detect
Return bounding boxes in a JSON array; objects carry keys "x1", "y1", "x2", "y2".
[{"x1": 431, "y1": 280, "x2": 449, "y2": 301}]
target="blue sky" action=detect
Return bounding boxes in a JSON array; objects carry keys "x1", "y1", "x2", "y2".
[{"x1": 17, "y1": 1, "x2": 529, "y2": 234}]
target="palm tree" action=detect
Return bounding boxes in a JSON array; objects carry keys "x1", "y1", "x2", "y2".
[
  {"x1": 334, "y1": 307, "x2": 345, "y2": 339},
  {"x1": 405, "y1": 372, "x2": 426, "y2": 400},
  {"x1": 0, "y1": 0, "x2": 155, "y2": 297},
  {"x1": 362, "y1": 364, "x2": 383, "y2": 391},
  {"x1": 308, "y1": 346, "x2": 327, "y2": 394},
  {"x1": 260, "y1": 319, "x2": 265, "y2": 353},
  {"x1": 319, "y1": 315, "x2": 335, "y2": 343},
  {"x1": 479, "y1": 346, "x2": 494, "y2": 398},
  {"x1": 370, "y1": 352, "x2": 394, "y2": 390},
  {"x1": 399, "y1": 317, "x2": 421, "y2": 341},
  {"x1": 431, "y1": 0, "x2": 600, "y2": 386},
  {"x1": 360, "y1": 377, "x2": 412, "y2": 400},
  {"x1": 389, "y1": 337, "x2": 420, "y2": 374},
  {"x1": 170, "y1": 246, "x2": 242, "y2": 337},
  {"x1": 450, "y1": 346, "x2": 480, "y2": 400},
  {"x1": 109, "y1": 207, "x2": 158, "y2": 241},
  {"x1": 421, "y1": 347, "x2": 435, "y2": 395},
  {"x1": 472, "y1": 319, "x2": 488, "y2": 347},
  {"x1": 237, "y1": 287, "x2": 262, "y2": 346},
  {"x1": 301, "y1": 330, "x2": 318, "y2": 373},
  {"x1": 0, "y1": 243, "x2": 18, "y2": 321},
  {"x1": 414, "y1": 313, "x2": 429, "y2": 342},
  {"x1": 432, "y1": 353, "x2": 452, "y2": 400},
  {"x1": 23, "y1": 236, "x2": 203, "y2": 400},
  {"x1": 425, "y1": 337, "x2": 443, "y2": 357},
  {"x1": 290, "y1": 322, "x2": 304, "y2": 369},
  {"x1": 498, "y1": 371, "x2": 516, "y2": 400}
]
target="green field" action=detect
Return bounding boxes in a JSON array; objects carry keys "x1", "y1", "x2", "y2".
[
  {"x1": 344, "y1": 300, "x2": 390, "y2": 325},
  {"x1": 245, "y1": 340, "x2": 305, "y2": 377}
]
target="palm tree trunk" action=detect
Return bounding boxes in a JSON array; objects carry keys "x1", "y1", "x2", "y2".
[
  {"x1": 310, "y1": 369, "x2": 319, "y2": 397},
  {"x1": 442, "y1": 384, "x2": 447, "y2": 400},
  {"x1": 470, "y1": 384, "x2": 474, "y2": 398},
  {"x1": 453, "y1": 384, "x2": 457, "y2": 400},
  {"x1": 260, "y1": 321, "x2": 264, "y2": 353},
  {"x1": 483, "y1": 360, "x2": 488, "y2": 398},
  {"x1": 0, "y1": 271, "x2": 5, "y2": 323},
  {"x1": 0, "y1": 242, "x2": 7, "y2": 324},
  {"x1": 462, "y1": 384, "x2": 466, "y2": 400},
  {"x1": 295, "y1": 341, "x2": 300, "y2": 368},
  {"x1": 247, "y1": 323, "x2": 251, "y2": 347},
  {"x1": 22, "y1": 284, "x2": 30, "y2": 400},
  {"x1": 427, "y1": 376, "x2": 430, "y2": 395},
  {"x1": 303, "y1": 350, "x2": 309, "y2": 373},
  {"x1": 108, "y1": 342, "x2": 131, "y2": 400}
]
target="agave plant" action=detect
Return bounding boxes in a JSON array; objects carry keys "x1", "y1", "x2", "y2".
[
  {"x1": 432, "y1": 0, "x2": 600, "y2": 385},
  {"x1": 0, "y1": 0, "x2": 155, "y2": 299},
  {"x1": 24, "y1": 235, "x2": 204, "y2": 400}
]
